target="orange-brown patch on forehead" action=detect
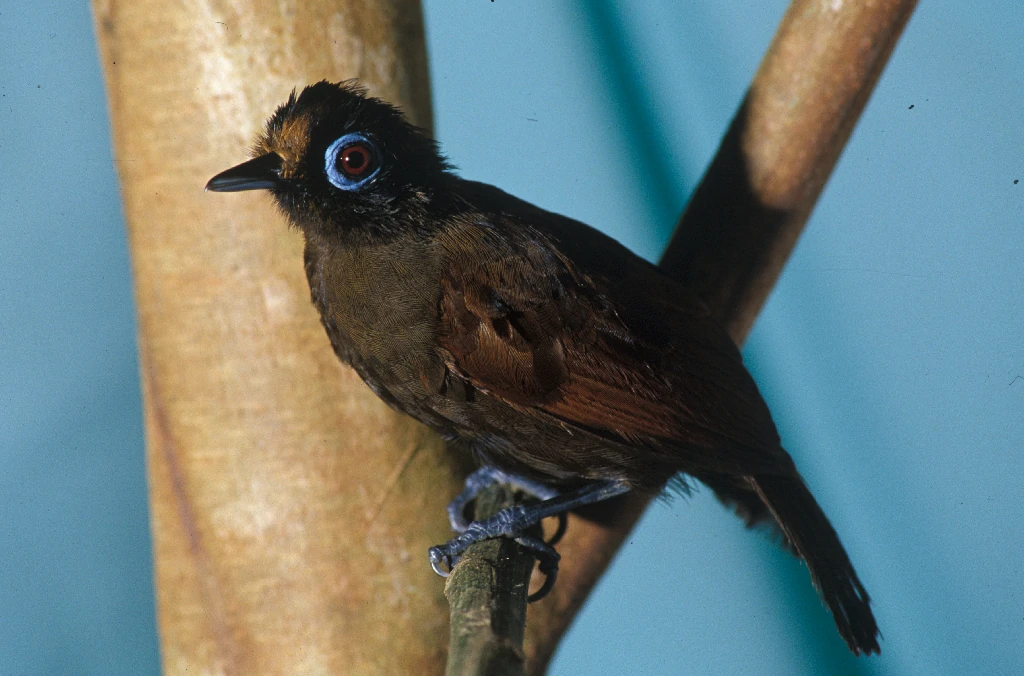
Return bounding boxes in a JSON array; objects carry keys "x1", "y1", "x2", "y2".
[{"x1": 267, "y1": 114, "x2": 313, "y2": 179}]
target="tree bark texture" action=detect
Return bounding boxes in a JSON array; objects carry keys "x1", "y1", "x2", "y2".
[
  {"x1": 92, "y1": 2, "x2": 458, "y2": 674},
  {"x1": 443, "y1": 484, "x2": 534, "y2": 676}
]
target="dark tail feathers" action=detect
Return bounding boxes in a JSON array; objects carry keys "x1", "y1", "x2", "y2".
[{"x1": 747, "y1": 474, "x2": 880, "y2": 655}]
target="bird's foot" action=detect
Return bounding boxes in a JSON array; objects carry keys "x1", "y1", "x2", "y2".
[
  {"x1": 429, "y1": 479, "x2": 631, "y2": 601},
  {"x1": 446, "y1": 467, "x2": 566, "y2": 544},
  {"x1": 429, "y1": 522, "x2": 561, "y2": 602}
]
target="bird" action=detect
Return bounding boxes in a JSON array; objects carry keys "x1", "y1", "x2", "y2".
[{"x1": 206, "y1": 80, "x2": 880, "y2": 655}]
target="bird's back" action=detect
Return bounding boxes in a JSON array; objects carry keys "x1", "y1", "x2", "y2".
[{"x1": 442, "y1": 180, "x2": 794, "y2": 483}]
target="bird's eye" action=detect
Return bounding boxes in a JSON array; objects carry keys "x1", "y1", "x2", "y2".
[{"x1": 324, "y1": 133, "x2": 380, "y2": 190}]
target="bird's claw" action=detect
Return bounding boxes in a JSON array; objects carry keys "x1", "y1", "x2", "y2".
[
  {"x1": 427, "y1": 531, "x2": 560, "y2": 602},
  {"x1": 514, "y1": 534, "x2": 561, "y2": 602},
  {"x1": 432, "y1": 478, "x2": 628, "y2": 602},
  {"x1": 429, "y1": 546, "x2": 458, "y2": 577},
  {"x1": 546, "y1": 511, "x2": 569, "y2": 547}
]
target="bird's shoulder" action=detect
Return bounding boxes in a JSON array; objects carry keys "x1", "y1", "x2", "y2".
[
  {"x1": 429, "y1": 181, "x2": 786, "y2": 469},
  {"x1": 436, "y1": 180, "x2": 712, "y2": 338}
]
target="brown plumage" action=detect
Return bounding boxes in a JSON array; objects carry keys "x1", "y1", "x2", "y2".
[{"x1": 207, "y1": 81, "x2": 880, "y2": 655}]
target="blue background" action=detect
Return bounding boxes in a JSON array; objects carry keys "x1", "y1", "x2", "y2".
[{"x1": 1, "y1": 1, "x2": 1021, "y2": 673}]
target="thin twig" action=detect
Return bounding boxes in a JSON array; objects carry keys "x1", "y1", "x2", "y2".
[{"x1": 444, "y1": 484, "x2": 534, "y2": 676}]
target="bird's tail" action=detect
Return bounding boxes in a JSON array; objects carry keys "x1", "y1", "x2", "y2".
[{"x1": 749, "y1": 474, "x2": 880, "y2": 655}]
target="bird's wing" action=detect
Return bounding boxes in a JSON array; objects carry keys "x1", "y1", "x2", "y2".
[{"x1": 435, "y1": 218, "x2": 788, "y2": 475}]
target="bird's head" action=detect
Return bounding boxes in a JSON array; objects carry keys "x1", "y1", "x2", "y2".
[{"x1": 206, "y1": 80, "x2": 452, "y2": 240}]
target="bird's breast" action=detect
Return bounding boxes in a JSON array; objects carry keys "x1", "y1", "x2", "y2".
[{"x1": 304, "y1": 237, "x2": 446, "y2": 409}]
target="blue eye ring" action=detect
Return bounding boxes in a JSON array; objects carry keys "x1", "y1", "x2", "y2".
[{"x1": 324, "y1": 133, "x2": 380, "y2": 190}]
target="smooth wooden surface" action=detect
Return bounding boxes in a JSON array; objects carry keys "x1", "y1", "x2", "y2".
[
  {"x1": 662, "y1": 0, "x2": 920, "y2": 340},
  {"x1": 92, "y1": 2, "x2": 459, "y2": 674}
]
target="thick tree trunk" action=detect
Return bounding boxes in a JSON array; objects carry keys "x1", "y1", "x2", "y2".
[{"x1": 92, "y1": 2, "x2": 458, "y2": 674}]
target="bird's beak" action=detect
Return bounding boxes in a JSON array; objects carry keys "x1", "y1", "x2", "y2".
[{"x1": 205, "y1": 152, "x2": 284, "y2": 192}]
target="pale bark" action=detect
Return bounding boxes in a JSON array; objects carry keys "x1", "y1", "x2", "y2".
[{"x1": 93, "y1": 2, "x2": 454, "y2": 674}]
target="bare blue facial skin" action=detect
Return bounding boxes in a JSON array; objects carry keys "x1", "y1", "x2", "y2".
[{"x1": 325, "y1": 133, "x2": 381, "y2": 191}]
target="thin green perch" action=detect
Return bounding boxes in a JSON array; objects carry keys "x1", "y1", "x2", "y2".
[{"x1": 444, "y1": 484, "x2": 538, "y2": 676}]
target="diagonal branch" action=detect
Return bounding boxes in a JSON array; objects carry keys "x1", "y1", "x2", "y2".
[{"x1": 523, "y1": 1, "x2": 917, "y2": 672}]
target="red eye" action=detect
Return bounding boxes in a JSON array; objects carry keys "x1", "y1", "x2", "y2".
[
  {"x1": 338, "y1": 143, "x2": 374, "y2": 177},
  {"x1": 325, "y1": 134, "x2": 380, "y2": 189}
]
